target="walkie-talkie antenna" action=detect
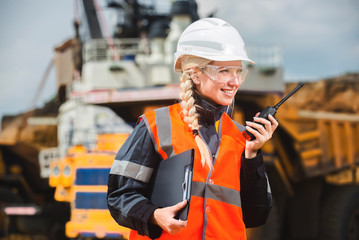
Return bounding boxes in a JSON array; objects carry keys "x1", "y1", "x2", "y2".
[{"x1": 274, "y1": 82, "x2": 304, "y2": 109}]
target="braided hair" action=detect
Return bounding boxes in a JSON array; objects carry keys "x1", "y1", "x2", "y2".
[{"x1": 180, "y1": 56, "x2": 213, "y2": 169}]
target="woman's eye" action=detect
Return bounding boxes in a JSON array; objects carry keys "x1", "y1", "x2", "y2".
[{"x1": 218, "y1": 69, "x2": 229, "y2": 73}]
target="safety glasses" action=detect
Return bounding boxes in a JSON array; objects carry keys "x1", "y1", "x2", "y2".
[{"x1": 198, "y1": 65, "x2": 248, "y2": 83}]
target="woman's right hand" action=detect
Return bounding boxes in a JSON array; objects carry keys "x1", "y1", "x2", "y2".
[{"x1": 151, "y1": 200, "x2": 187, "y2": 234}]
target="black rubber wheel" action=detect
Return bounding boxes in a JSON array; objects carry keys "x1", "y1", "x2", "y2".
[
  {"x1": 246, "y1": 200, "x2": 281, "y2": 240},
  {"x1": 319, "y1": 185, "x2": 359, "y2": 240},
  {"x1": 0, "y1": 187, "x2": 24, "y2": 237}
]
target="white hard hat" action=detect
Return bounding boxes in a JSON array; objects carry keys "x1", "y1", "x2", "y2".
[{"x1": 174, "y1": 18, "x2": 254, "y2": 73}]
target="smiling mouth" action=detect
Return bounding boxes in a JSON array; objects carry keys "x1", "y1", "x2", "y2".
[{"x1": 221, "y1": 89, "x2": 235, "y2": 94}]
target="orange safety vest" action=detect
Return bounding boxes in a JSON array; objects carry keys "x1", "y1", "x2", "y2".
[{"x1": 130, "y1": 103, "x2": 247, "y2": 240}]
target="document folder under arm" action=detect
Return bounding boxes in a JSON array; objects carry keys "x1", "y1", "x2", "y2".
[{"x1": 150, "y1": 149, "x2": 194, "y2": 220}]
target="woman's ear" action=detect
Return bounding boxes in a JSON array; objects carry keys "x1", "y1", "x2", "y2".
[{"x1": 190, "y1": 69, "x2": 201, "y2": 85}]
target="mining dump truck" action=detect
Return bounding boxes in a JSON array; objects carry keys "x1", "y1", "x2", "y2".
[{"x1": 1, "y1": 0, "x2": 358, "y2": 240}]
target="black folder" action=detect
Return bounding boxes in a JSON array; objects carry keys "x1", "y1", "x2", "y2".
[{"x1": 150, "y1": 148, "x2": 194, "y2": 221}]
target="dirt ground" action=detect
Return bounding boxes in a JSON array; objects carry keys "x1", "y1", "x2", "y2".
[{"x1": 285, "y1": 73, "x2": 359, "y2": 114}]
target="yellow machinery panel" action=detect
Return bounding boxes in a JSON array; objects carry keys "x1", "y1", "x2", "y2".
[
  {"x1": 49, "y1": 133, "x2": 131, "y2": 239},
  {"x1": 66, "y1": 209, "x2": 130, "y2": 239}
]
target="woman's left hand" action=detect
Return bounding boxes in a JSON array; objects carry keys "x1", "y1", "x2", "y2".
[{"x1": 244, "y1": 113, "x2": 279, "y2": 159}]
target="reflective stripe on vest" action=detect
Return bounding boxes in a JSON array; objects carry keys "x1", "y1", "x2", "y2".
[
  {"x1": 233, "y1": 120, "x2": 246, "y2": 133},
  {"x1": 155, "y1": 107, "x2": 175, "y2": 158},
  {"x1": 110, "y1": 160, "x2": 154, "y2": 183},
  {"x1": 191, "y1": 181, "x2": 242, "y2": 208}
]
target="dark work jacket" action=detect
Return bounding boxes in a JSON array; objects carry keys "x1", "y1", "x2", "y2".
[{"x1": 107, "y1": 98, "x2": 272, "y2": 239}]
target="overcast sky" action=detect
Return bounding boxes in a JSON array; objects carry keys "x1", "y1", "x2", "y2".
[
  {"x1": 0, "y1": 0, "x2": 358, "y2": 122},
  {"x1": 197, "y1": 0, "x2": 359, "y2": 79}
]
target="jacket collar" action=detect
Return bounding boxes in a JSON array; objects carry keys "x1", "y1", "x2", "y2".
[{"x1": 194, "y1": 92, "x2": 229, "y2": 126}]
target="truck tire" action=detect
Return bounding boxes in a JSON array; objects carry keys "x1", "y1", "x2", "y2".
[
  {"x1": 319, "y1": 185, "x2": 359, "y2": 240},
  {"x1": 246, "y1": 201, "x2": 281, "y2": 240},
  {"x1": 0, "y1": 187, "x2": 24, "y2": 237}
]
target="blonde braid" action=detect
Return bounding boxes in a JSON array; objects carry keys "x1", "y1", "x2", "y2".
[{"x1": 180, "y1": 70, "x2": 213, "y2": 170}]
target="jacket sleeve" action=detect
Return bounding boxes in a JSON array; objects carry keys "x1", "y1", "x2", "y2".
[
  {"x1": 240, "y1": 150, "x2": 272, "y2": 228},
  {"x1": 107, "y1": 119, "x2": 163, "y2": 238}
]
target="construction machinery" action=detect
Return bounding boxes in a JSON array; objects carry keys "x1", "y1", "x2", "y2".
[{"x1": 0, "y1": 0, "x2": 358, "y2": 239}]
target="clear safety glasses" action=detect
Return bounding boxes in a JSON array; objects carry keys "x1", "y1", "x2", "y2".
[{"x1": 198, "y1": 65, "x2": 248, "y2": 83}]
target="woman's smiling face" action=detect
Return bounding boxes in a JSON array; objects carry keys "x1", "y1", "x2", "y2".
[{"x1": 193, "y1": 60, "x2": 244, "y2": 106}]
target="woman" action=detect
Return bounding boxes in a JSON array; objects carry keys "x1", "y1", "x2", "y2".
[{"x1": 107, "y1": 17, "x2": 277, "y2": 240}]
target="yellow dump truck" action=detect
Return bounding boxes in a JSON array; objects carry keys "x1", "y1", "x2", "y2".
[
  {"x1": 1, "y1": 0, "x2": 358, "y2": 240},
  {"x1": 238, "y1": 93, "x2": 359, "y2": 240}
]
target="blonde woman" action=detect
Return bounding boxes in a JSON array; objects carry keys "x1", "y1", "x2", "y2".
[{"x1": 107, "y1": 18, "x2": 277, "y2": 240}]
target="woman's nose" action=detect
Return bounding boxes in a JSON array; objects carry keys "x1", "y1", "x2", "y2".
[{"x1": 228, "y1": 75, "x2": 241, "y2": 87}]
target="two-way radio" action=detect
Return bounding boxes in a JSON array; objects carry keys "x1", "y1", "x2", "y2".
[{"x1": 242, "y1": 82, "x2": 305, "y2": 141}]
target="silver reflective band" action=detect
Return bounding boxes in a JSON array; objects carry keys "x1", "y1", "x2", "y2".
[
  {"x1": 266, "y1": 173, "x2": 272, "y2": 193},
  {"x1": 155, "y1": 107, "x2": 174, "y2": 158},
  {"x1": 191, "y1": 181, "x2": 242, "y2": 208},
  {"x1": 180, "y1": 40, "x2": 223, "y2": 51},
  {"x1": 201, "y1": 18, "x2": 222, "y2": 26},
  {"x1": 233, "y1": 121, "x2": 245, "y2": 133},
  {"x1": 110, "y1": 160, "x2": 154, "y2": 183}
]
